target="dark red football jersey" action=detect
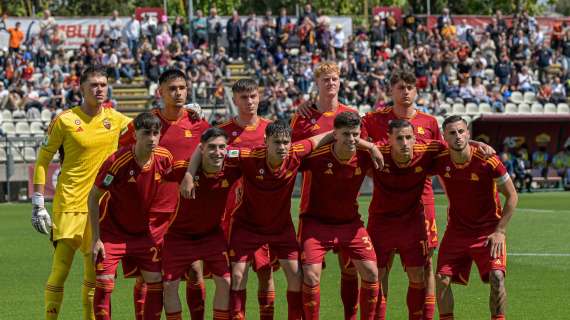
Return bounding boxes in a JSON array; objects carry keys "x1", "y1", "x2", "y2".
[
  {"x1": 369, "y1": 141, "x2": 445, "y2": 220},
  {"x1": 290, "y1": 104, "x2": 357, "y2": 142},
  {"x1": 228, "y1": 140, "x2": 313, "y2": 234},
  {"x1": 217, "y1": 117, "x2": 272, "y2": 148},
  {"x1": 299, "y1": 143, "x2": 372, "y2": 224},
  {"x1": 95, "y1": 146, "x2": 174, "y2": 236},
  {"x1": 361, "y1": 107, "x2": 443, "y2": 206},
  {"x1": 168, "y1": 164, "x2": 241, "y2": 236},
  {"x1": 119, "y1": 109, "x2": 210, "y2": 212},
  {"x1": 433, "y1": 147, "x2": 509, "y2": 234}
]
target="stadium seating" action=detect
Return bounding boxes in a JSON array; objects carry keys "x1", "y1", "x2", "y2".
[
  {"x1": 2, "y1": 109, "x2": 12, "y2": 121},
  {"x1": 1, "y1": 122, "x2": 16, "y2": 137},
  {"x1": 12, "y1": 110, "x2": 26, "y2": 121},
  {"x1": 523, "y1": 92, "x2": 537, "y2": 104},
  {"x1": 505, "y1": 103, "x2": 518, "y2": 113},
  {"x1": 484, "y1": 68, "x2": 495, "y2": 81},
  {"x1": 9, "y1": 147, "x2": 23, "y2": 162},
  {"x1": 557, "y1": 103, "x2": 570, "y2": 114},
  {"x1": 23, "y1": 147, "x2": 36, "y2": 162},
  {"x1": 0, "y1": 148, "x2": 6, "y2": 162},
  {"x1": 30, "y1": 122, "x2": 44, "y2": 136},
  {"x1": 509, "y1": 91, "x2": 524, "y2": 104},
  {"x1": 15, "y1": 122, "x2": 31, "y2": 137},
  {"x1": 518, "y1": 103, "x2": 531, "y2": 114},
  {"x1": 465, "y1": 103, "x2": 478, "y2": 114},
  {"x1": 544, "y1": 103, "x2": 557, "y2": 114},
  {"x1": 41, "y1": 109, "x2": 53, "y2": 122},
  {"x1": 440, "y1": 103, "x2": 451, "y2": 114},
  {"x1": 531, "y1": 103, "x2": 544, "y2": 114},
  {"x1": 463, "y1": 115, "x2": 473, "y2": 126},
  {"x1": 359, "y1": 104, "x2": 372, "y2": 115},
  {"x1": 452, "y1": 103, "x2": 466, "y2": 114},
  {"x1": 435, "y1": 116, "x2": 444, "y2": 128},
  {"x1": 479, "y1": 103, "x2": 492, "y2": 114}
]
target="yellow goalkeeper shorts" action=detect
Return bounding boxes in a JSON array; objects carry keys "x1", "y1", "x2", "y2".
[{"x1": 51, "y1": 211, "x2": 92, "y2": 254}]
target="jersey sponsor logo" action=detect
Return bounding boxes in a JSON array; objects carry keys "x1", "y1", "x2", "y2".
[
  {"x1": 102, "y1": 174, "x2": 114, "y2": 187},
  {"x1": 415, "y1": 166, "x2": 423, "y2": 173},
  {"x1": 184, "y1": 130, "x2": 193, "y2": 138},
  {"x1": 103, "y1": 118, "x2": 111, "y2": 130},
  {"x1": 417, "y1": 126, "x2": 425, "y2": 135},
  {"x1": 228, "y1": 149, "x2": 240, "y2": 158},
  {"x1": 355, "y1": 167, "x2": 362, "y2": 175},
  {"x1": 471, "y1": 173, "x2": 479, "y2": 181}
]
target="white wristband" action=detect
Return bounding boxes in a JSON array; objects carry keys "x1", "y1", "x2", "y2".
[{"x1": 32, "y1": 192, "x2": 45, "y2": 207}]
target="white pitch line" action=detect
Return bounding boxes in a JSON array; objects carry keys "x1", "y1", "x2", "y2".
[
  {"x1": 433, "y1": 205, "x2": 570, "y2": 214},
  {"x1": 508, "y1": 253, "x2": 570, "y2": 257}
]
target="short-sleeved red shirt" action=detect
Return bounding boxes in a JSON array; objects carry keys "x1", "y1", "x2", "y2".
[
  {"x1": 95, "y1": 146, "x2": 174, "y2": 236},
  {"x1": 361, "y1": 107, "x2": 443, "y2": 206},
  {"x1": 299, "y1": 143, "x2": 372, "y2": 224},
  {"x1": 369, "y1": 141, "x2": 445, "y2": 221},
  {"x1": 118, "y1": 109, "x2": 210, "y2": 212},
  {"x1": 228, "y1": 140, "x2": 313, "y2": 234},
  {"x1": 168, "y1": 165, "x2": 241, "y2": 236},
  {"x1": 217, "y1": 117, "x2": 272, "y2": 148},
  {"x1": 433, "y1": 147, "x2": 508, "y2": 234},
  {"x1": 290, "y1": 104, "x2": 357, "y2": 142}
]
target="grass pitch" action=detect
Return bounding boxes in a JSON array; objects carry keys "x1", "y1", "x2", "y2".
[{"x1": 1, "y1": 192, "x2": 569, "y2": 319}]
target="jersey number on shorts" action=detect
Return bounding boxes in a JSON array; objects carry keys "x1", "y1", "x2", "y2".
[{"x1": 150, "y1": 247, "x2": 160, "y2": 263}]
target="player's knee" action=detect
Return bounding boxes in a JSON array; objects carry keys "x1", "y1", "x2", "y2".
[
  {"x1": 188, "y1": 261, "x2": 204, "y2": 281},
  {"x1": 436, "y1": 274, "x2": 451, "y2": 288},
  {"x1": 231, "y1": 269, "x2": 246, "y2": 287},
  {"x1": 407, "y1": 267, "x2": 425, "y2": 283},
  {"x1": 141, "y1": 271, "x2": 162, "y2": 283},
  {"x1": 359, "y1": 265, "x2": 378, "y2": 283},
  {"x1": 214, "y1": 276, "x2": 231, "y2": 291},
  {"x1": 489, "y1": 270, "x2": 505, "y2": 290},
  {"x1": 303, "y1": 267, "x2": 321, "y2": 286}
]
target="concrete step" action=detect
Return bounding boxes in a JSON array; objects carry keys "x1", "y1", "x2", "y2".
[{"x1": 113, "y1": 87, "x2": 149, "y2": 96}]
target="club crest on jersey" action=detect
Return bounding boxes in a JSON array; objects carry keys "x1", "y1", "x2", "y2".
[
  {"x1": 102, "y1": 174, "x2": 114, "y2": 187},
  {"x1": 103, "y1": 118, "x2": 111, "y2": 130},
  {"x1": 324, "y1": 168, "x2": 333, "y2": 175},
  {"x1": 471, "y1": 173, "x2": 479, "y2": 181},
  {"x1": 184, "y1": 130, "x2": 192, "y2": 138},
  {"x1": 444, "y1": 172, "x2": 451, "y2": 178},
  {"x1": 417, "y1": 126, "x2": 425, "y2": 135},
  {"x1": 221, "y1": 179, "x2": 229, "y2": 188},
  {"x1": 128, "y1": 176, "x2": 136, "y2": 183},
  {"x1": 415, "y1": 166, "x2": 423, "y2": 173}
]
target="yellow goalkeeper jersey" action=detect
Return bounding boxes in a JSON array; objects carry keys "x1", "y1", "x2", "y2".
[{"x1": 33, "y1": 106, "x2": 131, "y2": 213}]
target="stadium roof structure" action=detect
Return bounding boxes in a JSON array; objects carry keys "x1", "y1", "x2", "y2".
[{"x1": 473, "y1": 114, "x2": 570, "y2": 123}]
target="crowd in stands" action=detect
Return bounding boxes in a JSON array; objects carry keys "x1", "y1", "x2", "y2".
[{"x1": 0, "y1": 6, "x2": 570, "y2": 188}]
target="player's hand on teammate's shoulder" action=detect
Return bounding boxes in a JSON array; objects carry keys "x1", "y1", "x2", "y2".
[
  {"x1": 369, "y1": 145, "x2": 384, "y2": 170},
  {"x1": 179, "y1": 172, "x2": 196, "y2": 199},
  {"x1": 485, "y1": 230, "x2": 506, "y2": 259},
  {"x1": 296, "y1": 98, "x2": 316, "y2": 118},
  {"x1": 475, "y1": 141, "x2": 496, "y2": 159},
  {"x1": 31, "y1": 192, "x2": 52, "y2": 235}
]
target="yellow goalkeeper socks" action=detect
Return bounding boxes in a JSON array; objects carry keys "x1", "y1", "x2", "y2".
[
  {"x1": 82, "y1": 253, "x2": 96, "y2": 320},
  {"x1": 45, "y1": 241, "x2": 75, "y2": 319}
]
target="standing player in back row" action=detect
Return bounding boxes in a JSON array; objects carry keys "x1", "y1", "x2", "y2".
[
  {"x1": 433, "y1": 116, "x2": 517, "y2": 320},
  {"x1": 32, "y1": 65, "x2": 131, "y2": 320},
  {"x1": 292, "y1": 61, "x2": 361, "y2": 320},
  {"x1": 119, "y1": 68, "x2": 209, "y2": 320},
  {"x1": 360, "y1": 70, "x2": 442, "y2": 320},
  {"x1": 215, "y1": 78, "x2": 276, "y2": 319}
]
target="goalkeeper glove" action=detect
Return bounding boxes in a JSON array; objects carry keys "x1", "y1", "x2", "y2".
[{"x1": 31, "y1": 192, "x2": 52, "y2": 235}]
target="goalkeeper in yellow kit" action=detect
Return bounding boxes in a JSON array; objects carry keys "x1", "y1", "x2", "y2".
[{"x1": 31, "y1": 65, "x2": 131, "y2": 319}]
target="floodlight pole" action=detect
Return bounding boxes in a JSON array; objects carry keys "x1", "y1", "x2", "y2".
[{"x1": 188, "y1": 0, "x2": 194, "y2": 38}]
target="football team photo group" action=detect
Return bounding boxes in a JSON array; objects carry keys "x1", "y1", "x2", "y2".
[{"x1": 28, "y1": 61, "x2": 518, "y2": 320}]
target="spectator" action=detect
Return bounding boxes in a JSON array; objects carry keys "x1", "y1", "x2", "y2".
[
  {"x1": 226, "y1": 11, "x2": 243, "y2": 61},
  {"x1": 156, "y1": 24, "x2": 172, "y2": 51},
  {"x1": 517, "y1": 66, "x2": 535, "y2": 93},
  {"x1": 39, "y1": 10, "x2": 57, "y2": 46},
  {"x1": 535, "y1": 43, "x2": 553, "y2": 83},
  {"x1": 299, "y1": 4, "x2": 317, "y2": 25},
  {"x1": 551, "y1": 76, "x2": 567, "y2": 103},
  {"x1": 275, "y1": 7, "x2": 291, "y2": 36},
  {"x1": 7, "y1": 22, "x2": 24, "y2": 55},
  {"x1": 171, "y1": 16, "x2": 186, "y2": 43},
  {"x1": 532, "y1": 145, "x2": 550, "y2": 177},
  {"x1": 513, "y1": 150, "x2": 533, "y2": 193},
  {"x1": 107, "y1": 10, "x2": 123, "y2": 48},
  {"x1": 191, "y1": 10, "x2": 208, "y2": 48},
  {"x1": 207, "y1": 8, "x2": 222, "y2": 53},
  {"x1": 125, "y1": 14, "x2": 141, "y2": 54},
  {"x1": 552, "y1": 142, "x2": 570, "y2": 188},
  {"x1": 332, "y1": 24, "x2": 346, "y2": 59}
]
